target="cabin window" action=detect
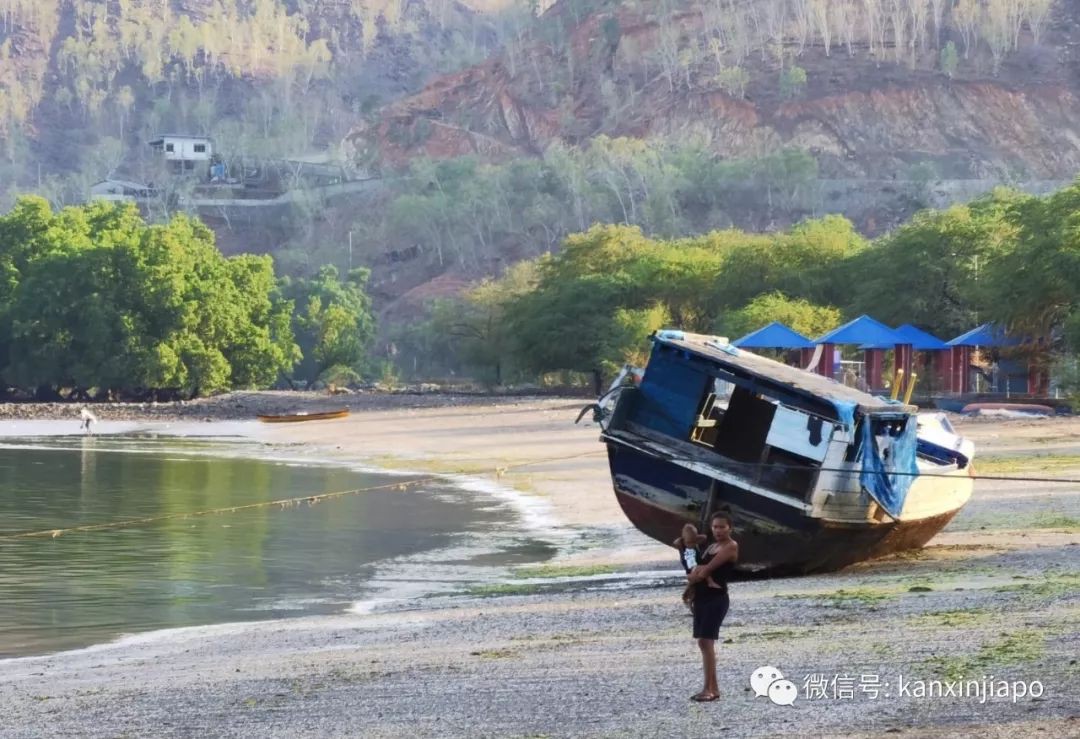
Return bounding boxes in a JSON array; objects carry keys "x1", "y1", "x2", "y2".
[
  {"x1": 690, "y1": 392, "x2": 722, "y2": 447},
  {"x1": 758, "y1": 447, "x2": 817, "y2": 498},
  {"x1": 846, "y1": 416, "x2": 908, "y2": 462},
  {"x1": 690, "y1": 378, "x2": 732, "y2": 447},
  {"x1": 194, "y1": 143, "x2": 206, "y2": 153},
  {"x1": 765, "y1": 406, "x2": 834, "y2": 463},
  {"x1": 696, "y1": 385, "x2": 776, "y2": 463},
  {"x1": 165, "y1": 143, "x2": 175, "y2": 152}
]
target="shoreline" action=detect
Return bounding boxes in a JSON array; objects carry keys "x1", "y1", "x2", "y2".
[
  {"x1": 0, "y1": 417, "x2": 579, "y2": 660},
  {"x1": 0, "y1": 395, "x2": 1078, "y2": 736},
  {"x1": 0, "y1": 391, "x2": 669, "y2": 560}
]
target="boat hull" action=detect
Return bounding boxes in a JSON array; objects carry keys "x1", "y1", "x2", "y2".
[
  {"x1": 607, "y1": 441, "x2": 963, "y2": 575},
  {"x1": 257, "y1": 408, "x2": 350, "y2": 423}
]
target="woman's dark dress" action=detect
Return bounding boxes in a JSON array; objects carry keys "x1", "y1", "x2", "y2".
[{"x1": 692, "y1": 546, "x2": 733, "y2": 640}]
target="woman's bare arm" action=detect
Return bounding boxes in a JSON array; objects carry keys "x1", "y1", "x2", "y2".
[{"x1": 687, "y1": 541, "x2": 738, "y2": 583}]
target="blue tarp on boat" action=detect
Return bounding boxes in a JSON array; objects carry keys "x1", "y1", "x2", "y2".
[
  {"x1": 859, "y1": 415, "x2": 920, "y2": 518},
  {"x1": 733, "y1": 322, "x2": 815, "y2": 350}
]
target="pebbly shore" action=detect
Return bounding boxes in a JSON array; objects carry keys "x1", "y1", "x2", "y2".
[{"x1": 0, "y1": 397, "x2": 1077, "y2": 737}]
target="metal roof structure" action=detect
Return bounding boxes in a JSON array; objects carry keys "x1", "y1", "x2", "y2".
[
  {"x1": 860, "y1": 324, "x2": 949, "y2": 351},
  {"x1": 815, "y1": 315, "x2": 907, "y2": 346},
  {"x1": 732, "y1": 321, "x2": 815, "y2": 350},
  {"x1": 946, "y1": 323, "x2": 1022, "y2": 348}
]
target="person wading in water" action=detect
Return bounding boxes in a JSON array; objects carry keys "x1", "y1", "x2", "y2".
[{"x1": 685, "y1": 511, "x2": 738, "y2": 702}]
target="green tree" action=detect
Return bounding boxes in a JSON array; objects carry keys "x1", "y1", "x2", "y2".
[
  {"x1": 981, "y1": 181, "x2": 1080, "y2": 346},
  {"x1": 707, "y1": 215, "x2": 866, "y2": 311},
  {"x1": 0, "y1": 197, "x2": 56, "y2": 389},
  {"x1": 505, "y1": 270, "x2": 632, "y2": 390},
  {"x1": 1, "y1": 198, "x2": 299, "y2": 398},
  {"x1": 779, "y1": 65, "x2": 807, "y2": 100},
  {"x1": 716, "y1": 292, "x2": 843, "y2": 341},
  {"x1": 940, "y1": 41, "x2": 959, "y2": 78},
  {"x1": 847, "y1": 191, "x2": 1022, "y2": 339},
  {"x1": 428, "y1": 260, "x2": 539, "y2": 385},
  {"x1": 283, "y1": 265, "x2": 376, "y2": 383}
]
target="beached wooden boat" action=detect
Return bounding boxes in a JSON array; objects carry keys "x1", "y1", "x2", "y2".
[
  {"x1": 933, "y1": 394, "x2": 1067, "y2": 414},
  {"x1": 585, "y1": 330, "x2": 975, "y2": 575},
  {"x1": 257, "y1": 408, "x2": 350, "y2": 423},
  {"x1": 960, "y1": 402, "x2": 1054, "y2": 416}
]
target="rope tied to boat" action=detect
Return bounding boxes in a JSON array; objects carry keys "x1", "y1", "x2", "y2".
[{"x1": 2, "y1": 449, "x2": 1076, "y2": 542}]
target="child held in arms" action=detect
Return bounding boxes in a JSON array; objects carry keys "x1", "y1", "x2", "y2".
[{"x1": 674, "y1": 523, "x2": 719, "y2": 610}]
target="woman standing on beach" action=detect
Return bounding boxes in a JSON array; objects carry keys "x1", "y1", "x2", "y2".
[{"x1": 685, "y1": 512, "x2": 738, "y2": 702}]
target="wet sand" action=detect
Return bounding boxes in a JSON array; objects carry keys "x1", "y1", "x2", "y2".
[{"x1": 1, "y1": 396, "x2": 1078, "y2": 737}]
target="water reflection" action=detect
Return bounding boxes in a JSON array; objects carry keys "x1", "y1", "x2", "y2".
[{"x1": 0, "y1": 439, "x2": 547, "y2": 658}]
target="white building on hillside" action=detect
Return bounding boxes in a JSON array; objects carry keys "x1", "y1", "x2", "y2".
[{"x1": 149, "y1": 134, "x2": 213, "y2": 172}]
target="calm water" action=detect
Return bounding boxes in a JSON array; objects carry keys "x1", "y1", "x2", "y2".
[{"x1": 0, "y1": 435, "x2": 553, "y2": 658}]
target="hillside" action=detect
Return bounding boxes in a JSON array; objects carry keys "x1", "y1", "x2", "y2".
[
  {"x1": 6, "y1": 1, "x2": 1080, "y2": 326},
  {"x1": 0, "y1": 0, "x2": 528, "y2": 203},
  {"x1": 347, "y1": 0, "x2": 1080, "y2": 192}
]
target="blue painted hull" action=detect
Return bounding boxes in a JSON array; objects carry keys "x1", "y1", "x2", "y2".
[{"x1": 605, "y1": 439, "x2": 959, "y2": 574}]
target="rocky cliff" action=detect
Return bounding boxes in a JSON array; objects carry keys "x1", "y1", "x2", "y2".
[{"x1": 346, "y1": 0, "x2": 1080, "y2": 181}]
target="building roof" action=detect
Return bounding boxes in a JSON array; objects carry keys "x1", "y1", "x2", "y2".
[
  {"x1": 151, "y1": 133, "x2": 212, "y2": 140},
  {"x1": 946, "y1": 323, "x2": 1022, "y2": 347},
  {"x1": 815, "y1": 314, "x2": 907, "y2": 346},
  {"x1": 732, "y1": 321, "x2": 815, "y2": 350},
  {"x1": 656, "y1": 331, "x2": 915, "y2": 414},
  {"x1": 860, "y1": 324, "x2": 949, "y2": 351}
]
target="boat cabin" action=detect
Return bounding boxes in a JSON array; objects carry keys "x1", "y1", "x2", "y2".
[{"x1": 606, "y1": 331, "x2": 917, "y2": 507}]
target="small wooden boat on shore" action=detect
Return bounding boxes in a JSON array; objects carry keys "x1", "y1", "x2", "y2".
[
  {"x1": 585, "y1": 330, "x2": 976, "y2": 575},
  {"x1": 960, "y1": 402, "x2": 1054, "y2": 416},
  {"x1": 257, "y1": 408, "x2": 350, "y2": 423}
]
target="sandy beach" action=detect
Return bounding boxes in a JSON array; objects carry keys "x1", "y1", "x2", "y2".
[{"x1": 0, "y1": 395, "x2": 1078, "y2": 737}]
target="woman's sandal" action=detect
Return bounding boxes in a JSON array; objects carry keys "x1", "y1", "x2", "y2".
[{"x1": 690, "y1": 691, "x2": 719, "y2": 702}]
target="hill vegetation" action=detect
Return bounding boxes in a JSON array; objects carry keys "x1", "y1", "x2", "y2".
[
  {"x1": 0, "y1": 0, "x2": 538, "y2": 207},
  {"x1": 3, "y1": 1, "x2": 1080, "y2": 400},
  {"x1": 351, "y1": 0, "x2": 1076, "y2": 178},
  {"x1": 3, "y1": 176, "x2": 1079, "y2": 399},
  {"x1": 326, "y1": 0, "x2": 1080, "y2": 318},
  {"x1": 400, "y1": 178, "x2": 1080, "y2": 393}
]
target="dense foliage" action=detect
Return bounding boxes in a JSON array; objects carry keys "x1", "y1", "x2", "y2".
[
  {"x1": 0, "y1": 197, "x2": 375, "y2": 398},
  {"x1": 295, "y1": 141, "x2": 821, "y2": 276},
  {"x1": 280, "y1": 265, "x2": 376, "y2": 386},
  {"x1": 398, "y1": 180, "x2": 1080, "y2": 387}
]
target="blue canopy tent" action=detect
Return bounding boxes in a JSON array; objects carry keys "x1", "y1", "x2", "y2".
[
  {"x1": 946, "y1": 323, "x2": 1022, "y2": 348},
  {"x1": 813, "y1": 315, "x2": 910, "y2": 385},
  {"x1": 946, "y1": 323, "x2": 1031, "y2": 394},
  {"x1": 732, "y1": 321, "x2": 815, "y2": 368},
  {"x1": 733, "y1": 321, "x2": 815, "y2": 349},
  {"x1": 860, "y1": 324, "x2": 949, "y2": 351},
  {"x1": 860, "y1": 324, "x2": 949, "y2": 392},
  {"x1": 815, "y1": 315, "x2": 906, "y2": 346}
]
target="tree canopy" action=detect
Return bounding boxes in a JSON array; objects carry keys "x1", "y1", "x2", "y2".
[
  {"x1": 399, "y1": 178, "x2": 1080, "y2": 388},
  {"x1": 280, "y1": 265, "x2": 376, "y2": 385},
  {"x1": 0, "y1": 196, "x2": 374, "y2": 399}
]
